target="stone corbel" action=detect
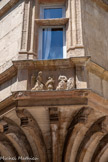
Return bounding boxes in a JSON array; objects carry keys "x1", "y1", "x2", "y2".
[
  {"x1": 67, "y1": 0, "x2": 84, "y2": 57},
  {"x1": 0, "y1": 120, "x2": 8, "y2": 133}
]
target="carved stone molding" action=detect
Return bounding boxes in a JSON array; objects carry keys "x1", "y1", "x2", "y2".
[
  {"x1": 87, "y1": 61, "x2": 108, "y2": 81},
  {"x1": 67, "y1": 0, "x2": 84, "y2": 57},
  {"x1": 13, "y1": 57, "x2": 90, "y2": 69},
  {"x1": 0, "y1": 65, "x2": 17, "y2": 85},
  {"x1": 0, "y1": 0, "x2": 19, "y2": 17},
  {"x1": 19, "y1": 0, "x2": 36, "y2": 59},
  {"x1": 35, "y1": 18, "x2": 69, "y2": 26},
  {"x1": 92, "y1": 0, "x2": 108, "y2": 10}
]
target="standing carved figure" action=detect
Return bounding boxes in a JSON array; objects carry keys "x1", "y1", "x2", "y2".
[
  {"x1": 32, "y1": 71, "x2": 44, "y2": 91},
  {"x1": 56, "y1": 75, "x2": 67, "y2": 90},
  {"x1": 67, "y1": 77, "x2": 74, "y2": 90},
  {"x1": 45, "y1": 77, "x2": 54, "y2": 90}
]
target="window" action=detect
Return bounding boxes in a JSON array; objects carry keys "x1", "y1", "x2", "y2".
[
  {"x1": 38, "y1": 6, "x2": 66, "y2": 60},
  {"x1": 40, "y1": 6, "x2": 65, "y2": 19}
]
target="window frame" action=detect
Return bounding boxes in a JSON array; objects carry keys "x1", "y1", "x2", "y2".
[
  {"x1": 38, "y1": 5, "x2": 66, "y2": 60},
  {"x1": 38, "y1": 25, "x2": 66, "y2": 60},
  {"x1": 40, "y1": 5, "x2": 65, "y2": 19}
]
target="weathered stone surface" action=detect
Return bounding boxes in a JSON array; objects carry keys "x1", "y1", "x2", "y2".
[
  {"x1": 0, "y1": 0, "x2": 108, "y2": 161},
  {"x1": 82, "y1": 0, "x2": 108, "y2": 69},
  {"x1": 0, "y1": 0, "x2": 24, "y2": 67}
]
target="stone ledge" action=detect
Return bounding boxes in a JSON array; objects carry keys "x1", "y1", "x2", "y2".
[
  {"x1": 0, "y1": 95, "x2": 16, "y2": 112},
  {"x1": 0, "y1": 65, "x2": 17, "y2": 85},
  {"x1": 13, "y1": 57, "x2": 90, "y2": 69},
  {"x1": 12, "y1": 89, "x2": 90, "y2": 106},
  {"x1": 0, "y1": 0, "x2": 19, "y2": 17},
  {"x1": 11, "y1": 89, "x2": 108, "y2": 107},
  {"x1": 38, "y1": 0, "x2": 66, "y2": 4},
  {"x1": 35, "y1": 18, "x2": 69, "y2": 26},
  {"x1": 12, "y1": 89, "x2": 90, "y2": 100},
  {"x1": 87, "y1": 61, "x2": 108, "y2": 81},
  {"x1": 0, "y1": 90, "x2": 108, "y2": 111},
  {"x1": 93, "y1": 0, "x2": 108, "y2": 11}
]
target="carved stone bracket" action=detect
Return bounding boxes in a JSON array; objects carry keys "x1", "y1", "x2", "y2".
[
  {"x1": 0, "y1": 120, "x2": 8, "y2": 133},
  {"x1": 49, "y1": 107, "x2": 59, "y2": 123}
]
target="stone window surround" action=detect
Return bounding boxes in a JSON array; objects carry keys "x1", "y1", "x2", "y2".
[
  {"x1": 0, "y1": 0, "x2": 108, "y2": 60},
  {"x1": 37, "y1": 4, "x2": 67, "y2": 60},
  {"x1": 16, "y1": 0, "x2": 108, "y2": 60},
  {"x1": 18, "y1": 0, "x2": 85, "y2": 60}
]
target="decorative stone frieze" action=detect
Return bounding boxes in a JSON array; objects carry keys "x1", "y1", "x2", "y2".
[
  {"x1": 32, "y1": 71, "x2": 44, "y2": 91},
  {"x1": 31, "y1": 72, "x2": 75, "y2": 91}
]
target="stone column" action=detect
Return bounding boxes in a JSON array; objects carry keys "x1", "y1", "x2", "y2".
[
  {"x1": 19, "y1": 0, "x2": 37, "y2": 60},
  {"x1": 66, "y1": 0, "x2": 84, "y2": 57},
  {"x1": 49, "y1": 107, "x2": 59, "y2": 162}
]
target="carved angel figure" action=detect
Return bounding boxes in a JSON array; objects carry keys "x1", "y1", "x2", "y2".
[
  {"x1": 67, "y1": 77, "x2": 74, "y2": 90},
  {"x1": 56, "y1": 75, "x2": 67, "y2": 90},
  {"x1": 45, "y1": 77, "x2": 54, "y2": 90},
  {"x1": 32, "y1": 71, "x2": 44, "y2": 91}
]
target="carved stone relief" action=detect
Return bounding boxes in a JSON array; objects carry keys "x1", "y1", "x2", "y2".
[
  {"x1": 56, "y1": 76, "x2": 67, "y2": 90},
  {"x1": 31, "y1": 71, "x2": 75, "y2": 91},
  {"x1": 67, "y1": 77, "x2": 75, "y2": 90},
  {"x1": 45, "y1": 77, "x2": 54, "y2": 90},
  {"x1": 32, "y1": 71, "x2": 44, "y2": 91}
]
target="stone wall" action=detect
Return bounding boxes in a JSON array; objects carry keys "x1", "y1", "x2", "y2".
[
  {"x1": 82, "y1": 0, "x2": 108, "y2": 69},
  {"x1": 0, "y1": 76, "x2": 17, "y2": 102},
  {"x1": 87, "y1": 71, "x2": 108, "y2": 99},
  {"x1": 0, "y1": 0, "x2": 24, "y2": 67}
]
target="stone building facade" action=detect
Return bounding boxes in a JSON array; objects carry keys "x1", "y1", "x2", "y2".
[{"x1": 0, "y1": 0, "x2": 108, "y2": 161}]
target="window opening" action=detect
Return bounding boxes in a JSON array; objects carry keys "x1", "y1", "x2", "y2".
[{"x1": 38, "y1": 6, "x2": 66, "y2": 60}]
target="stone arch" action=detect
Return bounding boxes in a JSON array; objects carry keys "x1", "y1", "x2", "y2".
[
  {"x1": 62, "y1": 106, "x2": 93, "y2": 162},
  {"x1": 62, "y1": 106, "x2": 108, "y2": 162},
  {"x1": 0, "y1": 116, "x2": 35, "y2": 162},
  {"x1": 91, "y1": 134, "x2": 108, "y2": 162},
  {"x1": 0, "y1": 134, "x2": 19, "y2": 162},
  {"x1": 16, "y1": 109, "x2": 49, "y2": 162}
]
